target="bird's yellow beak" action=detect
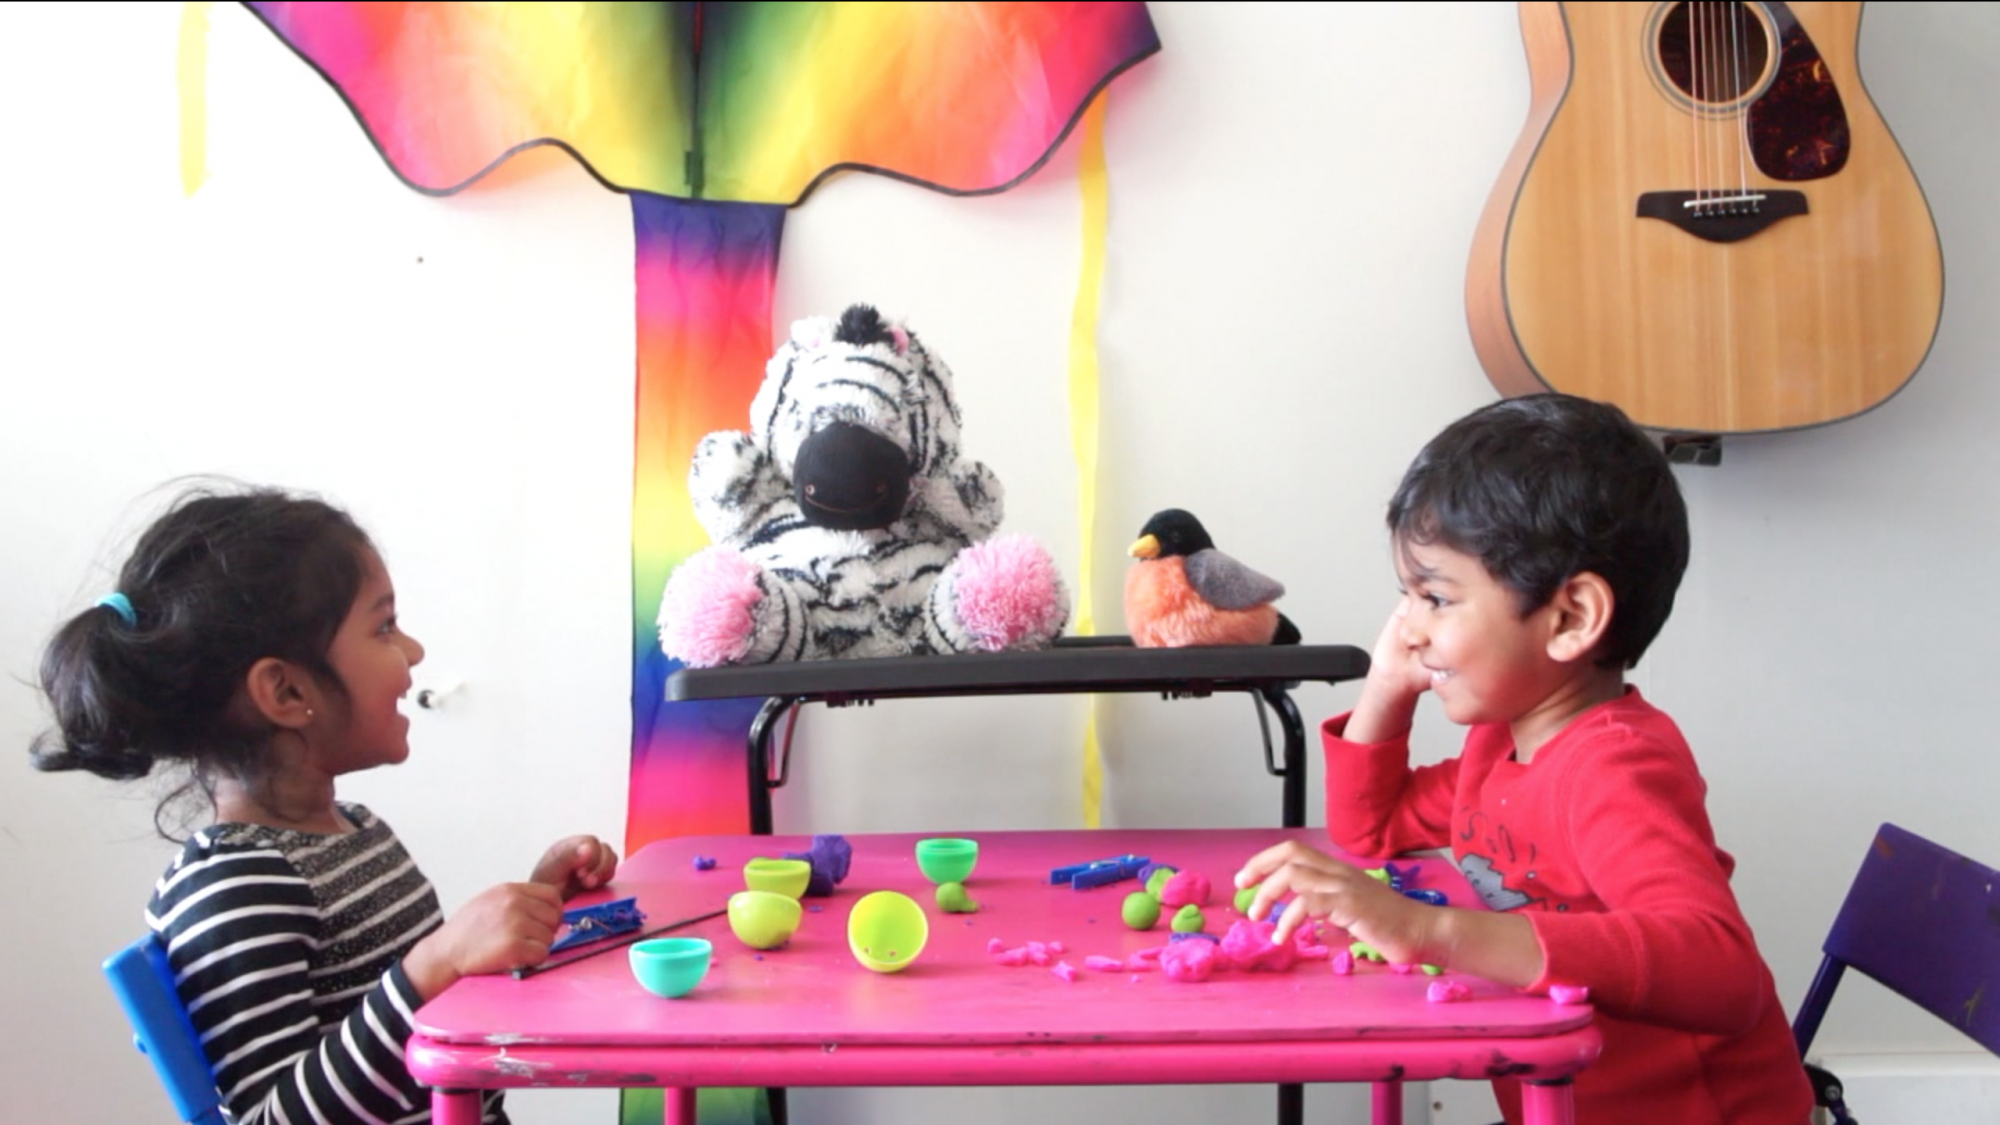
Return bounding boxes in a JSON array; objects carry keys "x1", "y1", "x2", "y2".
[{"x1": 1128, "y1": 534, "x2": 1160, "y2": 560}]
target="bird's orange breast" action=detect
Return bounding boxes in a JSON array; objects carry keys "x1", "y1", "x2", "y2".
[{"x1": 1124, "y1": 558, "x2": 1279, "y2": 647}]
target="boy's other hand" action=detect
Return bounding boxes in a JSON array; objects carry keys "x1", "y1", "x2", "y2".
[
  {"x1": 532, "y1": 834, "x2": 622, "y2": 900},
  {"x1": 1235, "y1": 839, "x2": 1434, "y2": 964}
]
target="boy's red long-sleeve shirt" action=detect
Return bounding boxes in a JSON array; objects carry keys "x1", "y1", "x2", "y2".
[{"x1": 1322, "y1": 688, "x2": 1812, "y2": 1125}]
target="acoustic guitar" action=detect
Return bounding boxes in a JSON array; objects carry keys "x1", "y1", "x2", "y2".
[{"x1": 1467, "y1": 2, "x2": 1942, "y2": 436}]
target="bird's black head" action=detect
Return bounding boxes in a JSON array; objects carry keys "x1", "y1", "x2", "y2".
[{"x1": 1136, "y1": 508, "x2": 1215, "y2": 559}]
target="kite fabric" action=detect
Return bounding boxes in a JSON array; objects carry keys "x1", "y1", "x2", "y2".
[
  {"x1": 229, "y1": 3, "x2": 1157, "y2": 1120},
  {"x1": 238, "y1": 0, "x2": 1158, "y2": 843},
  {"x1": 243, "y1": 1, "x2": 1159, "y2": 204}
]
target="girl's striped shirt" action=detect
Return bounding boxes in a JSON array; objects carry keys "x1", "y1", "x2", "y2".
[{"x1": 147, "y1": 803, "x2": 505, "y2": 1125}]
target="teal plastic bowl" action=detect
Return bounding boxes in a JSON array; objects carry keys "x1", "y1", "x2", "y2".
[
  {"x1": 914, "y1": 837, "x2": 979, "y2": 885},
  {"x1": 629, "y1": 937, "x2": 712, "y2": 998}
]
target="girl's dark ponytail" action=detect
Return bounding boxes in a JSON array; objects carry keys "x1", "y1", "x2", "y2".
[{"x1": 30, "y1": 483, "x2": 375, "y2": 836}]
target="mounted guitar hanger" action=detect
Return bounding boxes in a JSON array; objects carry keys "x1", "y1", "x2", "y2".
[{"x1": 1467, "y1": 2, "x2": 1942, "y2": 457}]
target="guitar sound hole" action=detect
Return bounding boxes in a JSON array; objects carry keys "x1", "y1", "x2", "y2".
[{"x1": 1656, "y1": 1, "x2": 1771, "y2": 107}]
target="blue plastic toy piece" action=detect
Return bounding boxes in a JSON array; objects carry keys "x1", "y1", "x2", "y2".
[
  {"x1": 1071, "y1": 862, "x2": 1143, "y2": 890},
  {"x1": 1050, "y1": 853, "x2": 1150, "y2": 888},
  {"x1": 103, "y1": 936, "x2": 227, "y2": 1125},
  {"x1": 549, "y1": 896, "x2": 647, "y2": 953},
  {"x1": 1402, "y1": 888, "x2": 1449, "y2": 906},
  {"x1": 1382, "y1": 861, "x2": 1422, "y2": 893}
]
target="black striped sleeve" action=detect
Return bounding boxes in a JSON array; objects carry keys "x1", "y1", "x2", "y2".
[{"x1": 149, "y1": 843, "x2": 434, "y2": 1125}]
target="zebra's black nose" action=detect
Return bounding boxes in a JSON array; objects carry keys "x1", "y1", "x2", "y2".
[{"x1": 794, "y1": 421, "x2": 911, "y2": 530}]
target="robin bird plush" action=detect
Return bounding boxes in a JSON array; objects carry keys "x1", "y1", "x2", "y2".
[{"x1": 1123, "y1": 508, "x2": 1300, "y2": 647}]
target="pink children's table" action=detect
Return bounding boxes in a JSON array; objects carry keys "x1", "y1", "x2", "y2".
[{"x1": 409, "y1": 829, "x2": 1600, "y2": 1125}]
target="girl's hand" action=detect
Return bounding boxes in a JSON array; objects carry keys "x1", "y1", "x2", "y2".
[
  {"x1": 404, "y1": 882, "x2": 565, "y2": 999},
  {"x1": 531, "y1": 835, "x2": 621, "y2": 900},
  {"x1": 1235, "y1": 840, "x2": 1436, "y2": 964}
]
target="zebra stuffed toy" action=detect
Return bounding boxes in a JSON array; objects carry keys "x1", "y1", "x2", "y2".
[{"x1": 657, "y1": 304, "x2": 1070, "y2": 667}]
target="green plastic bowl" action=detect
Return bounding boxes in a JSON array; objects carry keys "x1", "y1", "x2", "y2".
[
  {"x1": 728, "y1": 890, "x2": 803, "y2": 950},
  {"x1": 848, "y1": 890, "x2": 929, "y2": 973},
  {"x1": 743, "y1": 857, "x2": 813, "y2": 899},
  {"x1": 629, "y1": 937, "x2": 712, "y2": 998},
  {"x1": 914, "y1": 838, "x2": 979, "y2": 885}
]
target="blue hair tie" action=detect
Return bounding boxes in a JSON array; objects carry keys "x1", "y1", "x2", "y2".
[{"x1": 95, "y1": 592, "x2": 137, "y2": 626}]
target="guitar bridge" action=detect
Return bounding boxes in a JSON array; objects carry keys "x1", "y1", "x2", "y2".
[{"x1": 1635, "y1": 190, "x2": 1809, "y2": 243}]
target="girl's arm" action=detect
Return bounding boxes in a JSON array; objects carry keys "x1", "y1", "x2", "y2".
[{"x1": 149, "y1": 844, "x2": 458, "y2": 1125}]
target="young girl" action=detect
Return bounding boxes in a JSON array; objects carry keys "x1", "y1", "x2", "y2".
[{"x1": 32, "y1": 484, "x2": 619, "y2": 1125}]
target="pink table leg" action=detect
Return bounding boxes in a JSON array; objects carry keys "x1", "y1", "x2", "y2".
[
  {"x1": 1370, "y1": 1080, "x2": 1403, "y2": 1125},
  {"x1": 663, "y1": 1086, "x2": 698, "y2": 1125},
  {"x1": 1520, "y1": 1078, "x2": 1576, "y2": 1125},
  {"x1": 431, "y1": 1089, "x2": 484, "y2": 1125}
]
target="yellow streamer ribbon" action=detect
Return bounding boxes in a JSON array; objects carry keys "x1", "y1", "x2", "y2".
[
  {"x1": 1069, "y1": 93, "x2": 1109, "y2": 827},
  {"x1": 177, "y1": 1, "x2": 213, "y2": 197}
]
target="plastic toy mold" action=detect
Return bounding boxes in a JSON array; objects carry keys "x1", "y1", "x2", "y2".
[
  {"x1": 629, "y1": 937, "x2": 712, "y2": 998},
  {"x1": 744, "y1": 857, "x2": 813, "y2": 899},
  {"x1": 728, "y1": 890, "x2": 803, "y2": 950},
  {"x1": 914, "y1": 838, "x2": 979, "y2": 885},
  {"x1": 848, "y1": 890, "x2": 929, "y2": 972}
]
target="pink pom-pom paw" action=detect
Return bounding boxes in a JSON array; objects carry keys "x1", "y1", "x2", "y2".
[
  {"x1": 658, "y1": 547, "x2": 777, "y2": 667},
  {"x1": 930, "y1": 534, "x2": 1070, "y2": 653}
]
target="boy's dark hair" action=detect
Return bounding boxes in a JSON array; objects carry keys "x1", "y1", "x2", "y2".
[
  {"x1": 30, "y1": 483, "x2": 374, "y2": 836},
  {"x1": 1387, "y1": 394, "x2": 1690, "y2": 670}
]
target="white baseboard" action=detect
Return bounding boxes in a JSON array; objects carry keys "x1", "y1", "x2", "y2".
[
  {"x1": 1807, "y1": 1052, "x2": 2000, "y2": 1125},
  {"x1": 1422, "y1": 1054, "x2": 2000, "y2": 1125}
]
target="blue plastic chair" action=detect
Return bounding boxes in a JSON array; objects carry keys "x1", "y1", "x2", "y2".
[
  {"x1": 1791, "y1": 823, "x2": 2000, "y2": 1124},
  {"x1": 102, "y1": 935, "x2": 227, "y2": 1125}
]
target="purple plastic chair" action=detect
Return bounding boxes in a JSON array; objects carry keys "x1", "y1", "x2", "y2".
[{"x1": 1791, "y1": 823, "x2": 2000, "y2": 1123}]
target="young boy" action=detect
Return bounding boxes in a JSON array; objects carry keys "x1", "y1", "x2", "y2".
[{"x1": 1237, "y1": 394, "x2": 1812, "y2": 1124}]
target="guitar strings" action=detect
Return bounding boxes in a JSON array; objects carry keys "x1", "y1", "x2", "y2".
[{"x1": 1730, "y1": 1, "x2": 1748, "y2": 199}]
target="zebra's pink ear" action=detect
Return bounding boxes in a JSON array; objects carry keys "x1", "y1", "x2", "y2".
[{"x1": 889, "y1": 325, "x2": 909, "y2": 354}]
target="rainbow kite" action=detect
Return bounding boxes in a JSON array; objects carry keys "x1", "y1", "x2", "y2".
[{"x1": 233, "y1": 5, "x2": 1157, "y2": 1116}]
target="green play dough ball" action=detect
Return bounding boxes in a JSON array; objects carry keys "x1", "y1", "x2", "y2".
[
  {"x1": 1233, "y1": 885, "x2": 1259, "y2": 915},
  {"x1": 1121, "y1": 891, "x2": 1161, "y2": 930},
  {"x1": 936, "y1": 882, "x2": 979, "y2": 913},
  {"x1": 1144, "y1": 866, "x2": 1178, "y2": 898},
  {"x1": 1170, "y1": 904, "x2": 1205, "y2": 933}
]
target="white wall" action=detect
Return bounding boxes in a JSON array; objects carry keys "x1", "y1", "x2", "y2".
[{"x1": 3, "y1": 3, "x2": 1995, "y2": 1123}]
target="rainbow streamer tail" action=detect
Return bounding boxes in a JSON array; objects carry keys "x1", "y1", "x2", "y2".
[{"x1": 627, "y1": 192, "x2": 785, "y2": 853}]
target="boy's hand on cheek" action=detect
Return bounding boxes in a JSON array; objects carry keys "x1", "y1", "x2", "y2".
[
  {"x1": 1368, "y1": 599, "x2": 1433, "y2": 699},
  {"x1": 1348, "y1": 601, "x2": 1430, "y2": 743},
  {"x1": 531, "y1": 835, "x2": 622, "y2": 900}
]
